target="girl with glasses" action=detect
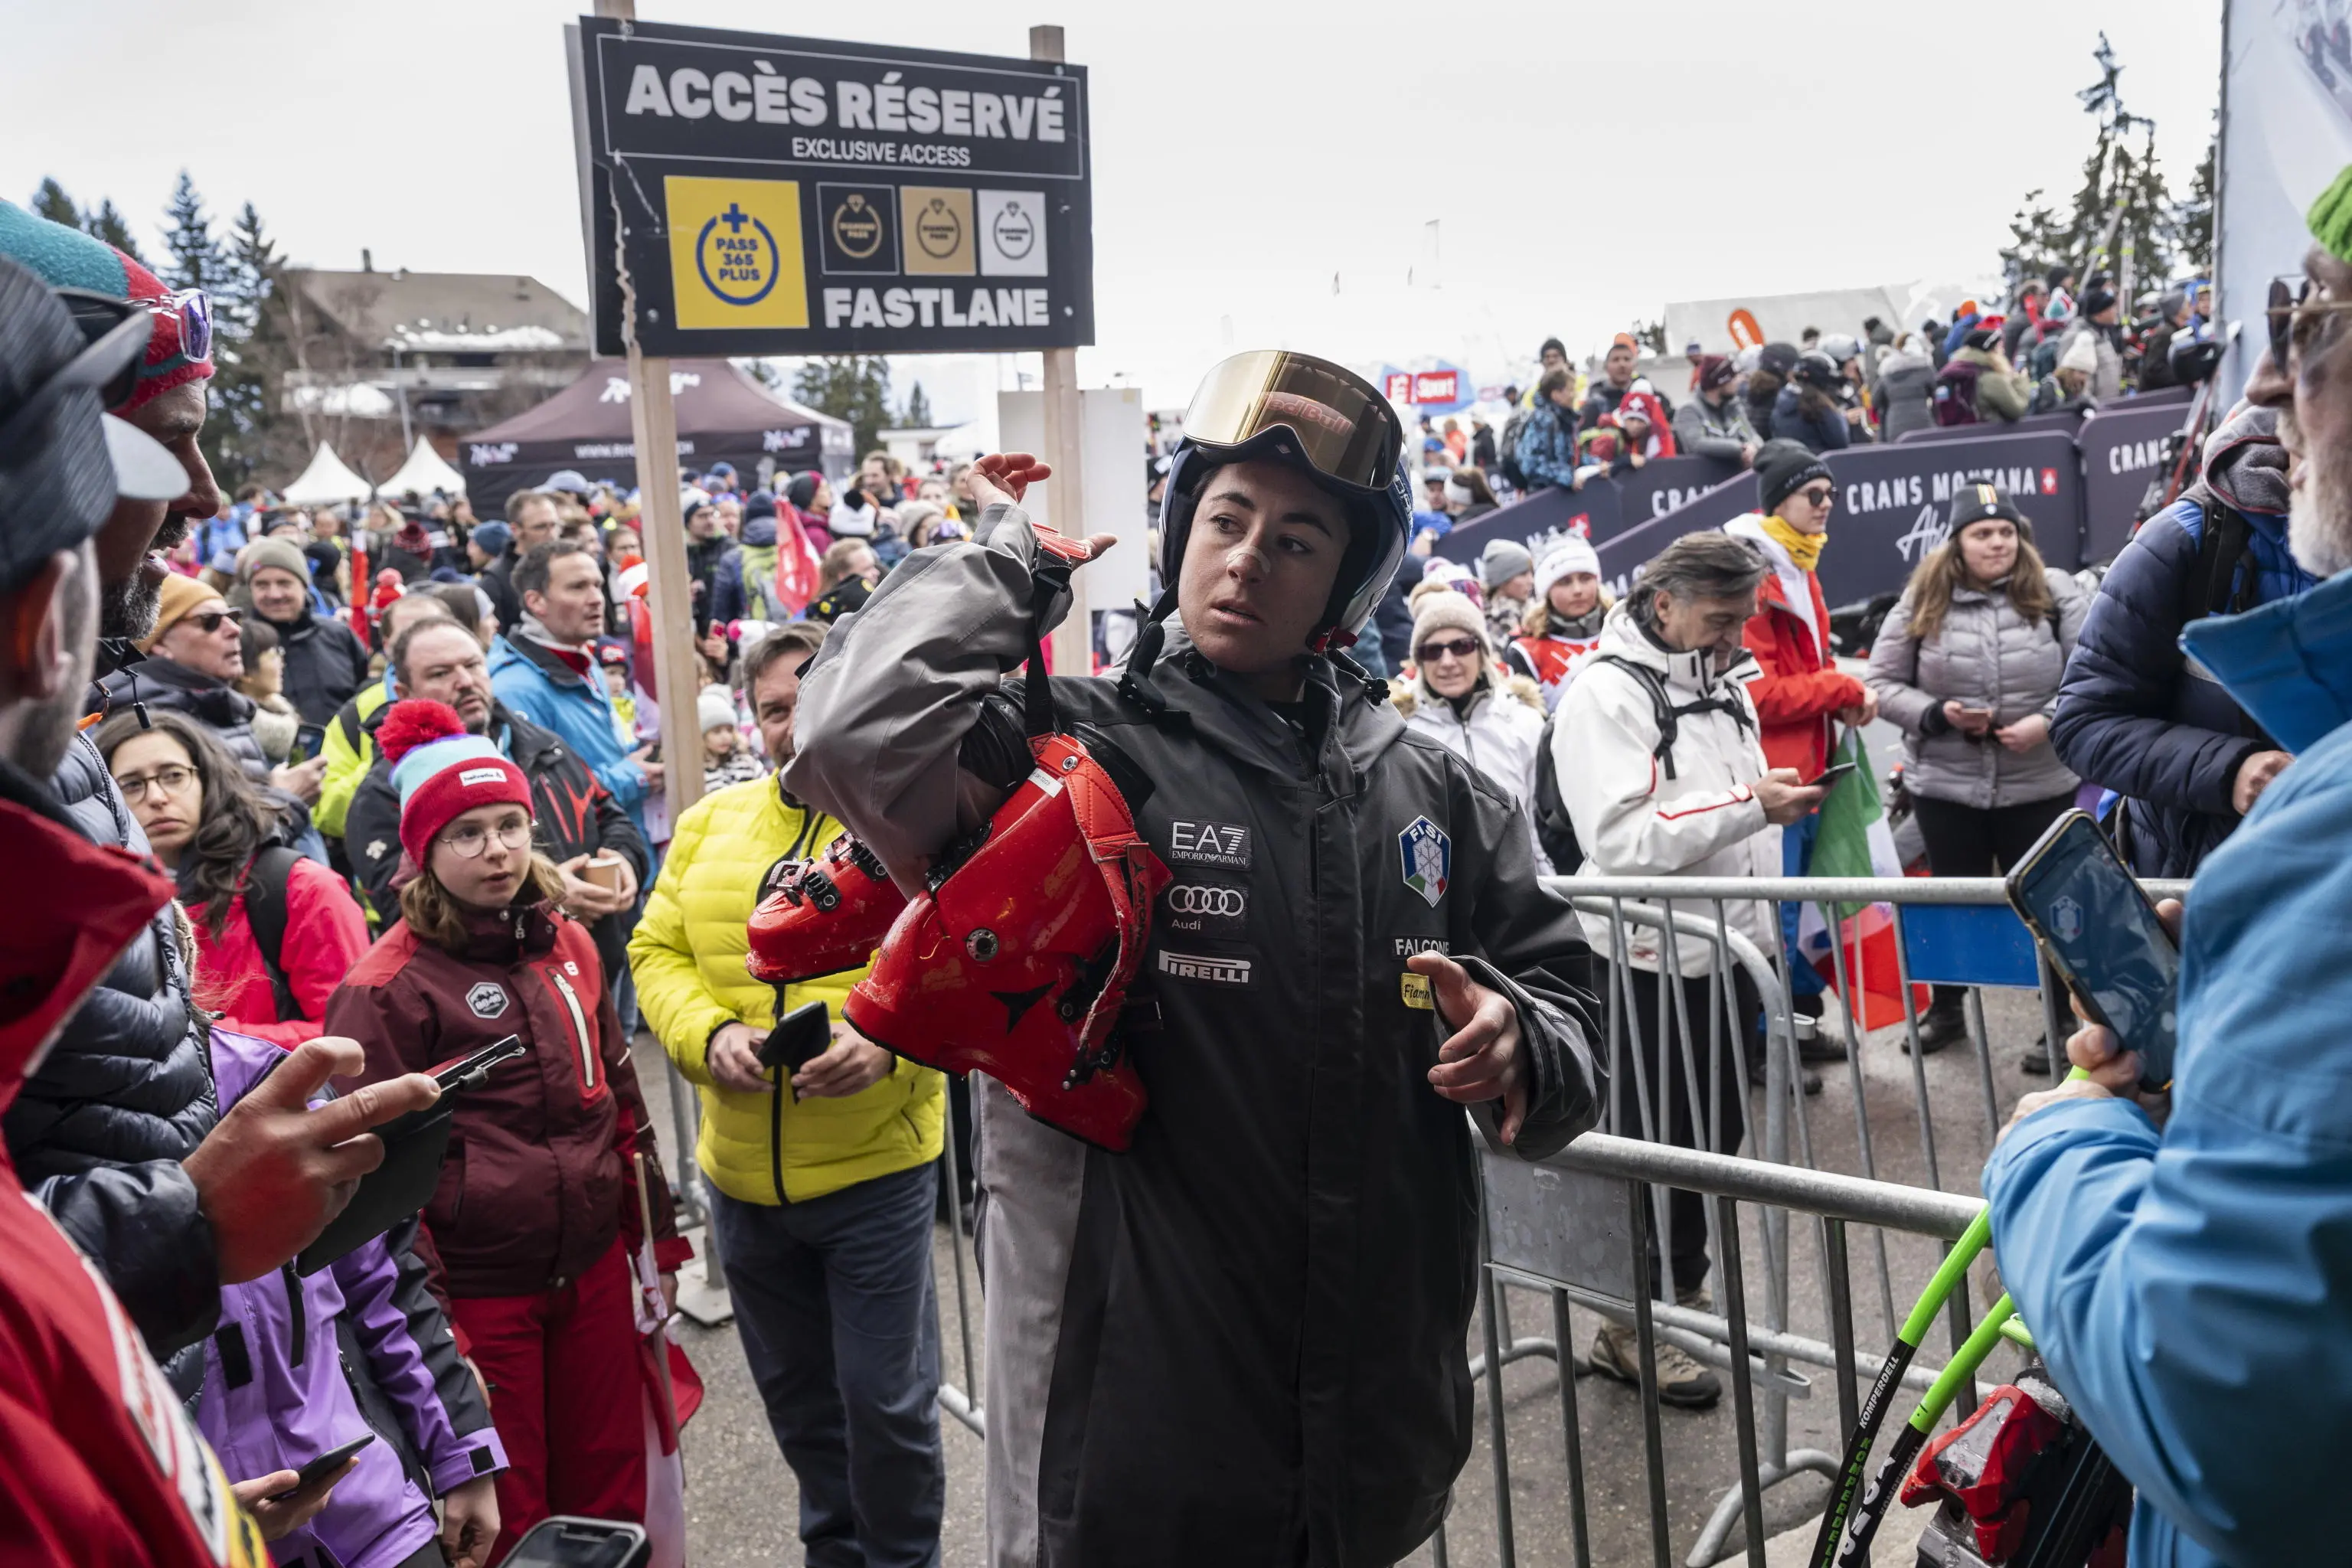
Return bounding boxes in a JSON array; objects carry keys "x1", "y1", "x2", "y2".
[
  {"x1": 93, "y1": 710, "x2": 367, "y2": 1047},
  {"x1": 323, "y1": 700, "x2": 691, "y2": 1560}
]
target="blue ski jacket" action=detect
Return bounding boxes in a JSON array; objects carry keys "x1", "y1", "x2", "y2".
[{"x1": 1984, "y1": 564, "x2": 2352, "y2": 1567}]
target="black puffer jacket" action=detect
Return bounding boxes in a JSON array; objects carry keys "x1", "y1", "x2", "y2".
[
  {"x1": 97, "y1": 653, "x2": 270, "y2": 782},
  {"x1": 2, "y1": 738, "x2": 220, "y2": 1362},
  {"x1": 255, "y1": 609, "x2": 371, "y2": 728}
]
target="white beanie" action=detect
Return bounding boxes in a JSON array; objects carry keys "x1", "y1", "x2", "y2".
[
  {"x1": 697, "y1": 684, "x2": 738, "y2": 734},
  {"x1": 1534, "y1": 535, "x2": 1602, "y2": 602},
  {"x1": 2058, "y1": 332, "x2": 2099, "y2": 375},
  {"x1": 1419, "y1": 554, "x2": 1484, "y2": 604}
]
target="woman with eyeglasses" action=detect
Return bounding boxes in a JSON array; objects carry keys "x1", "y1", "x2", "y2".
[
  {"x1": 94, "y1": 710, "x2": 367, "y2": 1048},
  {"x1": 1389, "y1": 587, "x2": 1552, "y2": 869},
  {"x1": 1723, "y1": 442, "x2": 1879, "y2": 1033},
  {"x1": 324, "y1": 699, "x2": 690, "y2": 1560}
]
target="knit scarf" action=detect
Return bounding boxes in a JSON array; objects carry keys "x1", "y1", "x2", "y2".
[
  {"x1": 516, "y1": 612, "x2": 593, "y2": 677},
  {"x1": 1759, "y1": 513, "x2": 1828, "y2": 573}
]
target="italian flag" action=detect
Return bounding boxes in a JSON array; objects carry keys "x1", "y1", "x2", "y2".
[{"x1": 1798, "y1": 730, "x2": 1930, "y2": 1030}]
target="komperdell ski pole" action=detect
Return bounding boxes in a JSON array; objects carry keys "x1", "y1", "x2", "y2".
[
  {"x1": 1829, "y1": 1292, "x2": 2019, "y2": 1565},
  {"x1": 1807, "y1": 1061, "x2": 2089, "y2": 1568},
  {"x1": 1805, "y1": 1207, "x2": 1991, "y2": 1568}
]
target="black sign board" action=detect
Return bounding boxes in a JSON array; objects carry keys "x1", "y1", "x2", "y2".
[
  {"x1": 1439, "y1": 430, "x2": 2086, "y2": 609},
  {"x1": 2077, "y1": 399, "x2": 2197, "y2": 565},
  {"x1": 567, "y1": 18, "x2": 1093, "y2": 357}
]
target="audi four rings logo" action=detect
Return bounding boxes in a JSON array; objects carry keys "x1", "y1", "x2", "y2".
[{"x1": 1168, "y1": 885, "x2": 1246, "y2": 917}]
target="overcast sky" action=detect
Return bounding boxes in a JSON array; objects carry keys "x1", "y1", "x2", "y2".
[{"x1": 7, "y1": 0, "x2": 2221, "y2": 422}]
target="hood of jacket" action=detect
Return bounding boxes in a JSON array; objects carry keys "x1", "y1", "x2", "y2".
[
  {"x1": 739, "y1": 514, "x2": 778, "y2": 548},
  {"x1": 1125, "y1": 618, "x2": 1411, "y2": 786},
  {"x1": 2182, "y1": 567, "x2": 2352, "y2": 756},
  {"x1": 1878, "y1": 345, "x2": 1933, "y2": 380},
  {"x1": 2195, "y1": 401, "x2": 2292, "y2": 519},
  {"x1": 102, "y1": 652, "x2": 257, "y2": 726},
  {"x1": 1388, "y1": 666, "x2": 1544, "y2": 719}
]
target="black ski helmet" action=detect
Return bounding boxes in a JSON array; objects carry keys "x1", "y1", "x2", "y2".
[{"x1": 1154, "y1": 351, "x2": 1411, "y2": 652}]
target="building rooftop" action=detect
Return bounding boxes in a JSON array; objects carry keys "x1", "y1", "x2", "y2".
[{"x1": 285, "y1": 266, "x2": 590, "y2": 355}]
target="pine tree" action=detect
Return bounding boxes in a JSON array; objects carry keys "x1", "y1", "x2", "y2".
[
  {"x1": 1628, "y1": 318, "x2": 1666, "y2": 355},
  {"x1": 205, "y1": 201, "x2": 285, "y2": 489},
  {"x1": 31, "y1": 178, "x2": 80, "y2": 229},
  {"x1": 735, "y1": 357, "x2": 782, "y2": 390},
  {"x1": 86, "y1": 199, "x2": 145, "y2": 263},
  {"x1": 901, "y1": 380, "x2": 933, "y2": 428},
  {"x1": 159, "y1": 171, "x2": 228, "y2": 296},
  {"x1": 1997, "y1": 35, "x2": 2179, "y2": 299},
  {"x1": 792, "y1": 355, "x2": 893, "y2": 457}
]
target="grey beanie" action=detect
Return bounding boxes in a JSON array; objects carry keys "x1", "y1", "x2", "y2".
[{"x1": 1478, "y1": 537, "x2": 1534, "y2": 591}]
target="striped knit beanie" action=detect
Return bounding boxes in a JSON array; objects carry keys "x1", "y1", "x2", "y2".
[
  {"x1": 377, "y1": 700, "x2": 532, "y2": 869},
  {"x1": 0, "y1": 202, "x2": 211, "y2": 413}
]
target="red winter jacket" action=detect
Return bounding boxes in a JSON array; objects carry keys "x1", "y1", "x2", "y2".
[
  {"x1": 1741, "y1": 567, "x2": 1865, "y2": 780},
  {"x1": 191, "y1": 854, "x2": 371, "y2": 1049},
  {"x1": 326, "y1": 899, "x2": 688, "y2": 1299},
  {"x1": 0, "y1": 785, "x2": 271, "y2": 1568}
]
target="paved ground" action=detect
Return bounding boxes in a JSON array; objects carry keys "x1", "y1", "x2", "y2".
[{"x1": 632, "y1": 960, "x2": 2050, "y2": 1568}]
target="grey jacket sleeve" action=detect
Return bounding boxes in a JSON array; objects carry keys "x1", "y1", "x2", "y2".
[
  {"x1": 2043, "y1": 568, "x2": 2090, "y2": 720},
  {"x1": 34, "y1": 1160, "x2": 220, "y2": 1360},
  {"x1": 783, "y1": 502, "x2": 1073, "y2": 887},
  {"x1": 1672, "y1": 400, "x2": 1749, "y2": 464},
  {"x1": 1863, "y1": 593, "x2": 1938, "y2": 734}
]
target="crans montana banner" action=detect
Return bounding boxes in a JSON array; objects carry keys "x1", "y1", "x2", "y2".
[{"x1": 1439, "y1": 429, "x2": 2085, "y2": 609}]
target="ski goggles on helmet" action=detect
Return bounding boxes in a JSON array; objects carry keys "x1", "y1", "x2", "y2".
[{"x1": 1179, "y1": 351, "x2": 1403, "y2": 495}]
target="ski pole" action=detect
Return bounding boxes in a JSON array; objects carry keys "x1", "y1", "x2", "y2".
[
  {"x1": 1808, "y1": 1065, "x2": 2085, "y2": 1568},
  {"x1": 1830, "y1": 1293, "x2": 2019, "y2": 1566},
  {"x1": 1806, "y1": 1207, "x2": 1991, "y2": 1568}
]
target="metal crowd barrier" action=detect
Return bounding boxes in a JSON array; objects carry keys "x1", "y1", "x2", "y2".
[
  {"x1": 1436, "y1": 1131, "x2": 1988, "y2": 1568},
  {"x1": 917, "y1": 871, "x2": 2187, "y2": 1562}
]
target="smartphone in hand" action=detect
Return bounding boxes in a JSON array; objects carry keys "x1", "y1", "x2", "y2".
[
  {"x1": 759, "y1": 1001, "x2": 832, "y2": 1096},
  {"x1": 2004, "y1": 810, "x2": 2179, "y2": 1090},
  {"x1": 266, "y1": 1434, "x2": 374, "y2": 1501}
]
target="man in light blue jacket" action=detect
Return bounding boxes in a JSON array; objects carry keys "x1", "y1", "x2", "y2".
[
  {"x1": 1983, "y1": 175, "x2": 2352, "y2": 1567},
  {"x1": 487, "y1": 539, "x2": 659, "y2": 840}
]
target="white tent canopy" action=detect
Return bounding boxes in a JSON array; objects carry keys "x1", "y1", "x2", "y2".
[
  {"x1": 377, "y1": 436, "x2": 466, "y2": 498},
  {"x1": 281, "y1": 443, "x2": 374, "y2": 505}
]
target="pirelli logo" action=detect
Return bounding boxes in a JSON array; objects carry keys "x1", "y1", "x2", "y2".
[{"x1": 1156, "y1": 948, "x2": 1253, "y2": 988}]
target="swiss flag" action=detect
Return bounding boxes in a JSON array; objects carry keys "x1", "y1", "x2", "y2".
[
  {"x1": 2040, "y1": 467, "x2": 2059, "y2": 495},
  {"x1": 771, "y1": 502, "x2": 823, "y2": 616}
]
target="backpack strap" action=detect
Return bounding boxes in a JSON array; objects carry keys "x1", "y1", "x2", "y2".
[
  {"x1": 1592, "y1": 653, "x2": 1755, "y2": 781},
  {"x1": 243, "y1": 845, "x2": 305, "y2": 1024}
]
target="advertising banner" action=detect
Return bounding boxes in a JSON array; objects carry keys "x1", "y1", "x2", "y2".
[
  {"x1": 2076, "y1": 397, "x2": 2198, "y2": 565},
  {"x1": 1439, "y1": 430, "x2": 2084, "y2": 609},
  {"x1": 567, "y1": 18, "x2": 1093, "y2": 357},
  {"x1": 2216, "y1": 0, "x2": 2352, "y2": 398}
]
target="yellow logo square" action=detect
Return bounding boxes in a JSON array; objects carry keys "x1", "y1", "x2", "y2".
[
  {"x1": 665, "y1": 176, "x2": 808, "y2": 331},
  {"x1": 899, "y1": 187, "x2": 976, "y2": 276},
  {"x1": 1401, "y1": 972, "x2": 1435, "y2": 1011}
]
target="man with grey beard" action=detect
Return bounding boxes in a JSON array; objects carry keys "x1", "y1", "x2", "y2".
[{"x1": 1976, "y1": 169, "x2": 2352, "y2": 1568}]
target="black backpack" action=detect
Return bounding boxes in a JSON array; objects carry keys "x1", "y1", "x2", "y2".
[
  {"x1": 241, "y1": 844, "x2": 305, "y2": 1023},
  {"x1": 1498, "y1": 408, "x2": 1531, "y2": 491},
  {"x1": 1530, "y1": 655, "x2": 1757, "y2": 871}
]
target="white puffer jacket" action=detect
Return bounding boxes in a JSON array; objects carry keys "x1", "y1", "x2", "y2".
[
  {"x1": 1390, "y1": 665, "x2": 1552, "y2": 871},
  {"x1": 1553, "y1": 605, "x2": 1781, "y2": 975}
]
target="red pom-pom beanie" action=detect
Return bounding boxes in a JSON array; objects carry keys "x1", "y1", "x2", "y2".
[{"x1": 380, "y1": 699, "x2": 533, "y2": 868}]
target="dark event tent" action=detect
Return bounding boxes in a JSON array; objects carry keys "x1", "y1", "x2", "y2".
[{"x1": 459, "y1": 358, "x2": 855, "y2": 499}]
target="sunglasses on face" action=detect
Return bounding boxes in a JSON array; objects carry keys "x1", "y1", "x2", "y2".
[
  {"x1": 1418, "y1": 636, "x2": 1482, "y2": 663},
  {"x1": 1795, "y1": 485, "x2": 1834, "y2": 508},
  {"x1": 2267, "y1": 273, "x2": 2352, "y2": 370},
  {"x1": 185, "y1": 608, "x2": 242, "y2": 635},
  {"x1": 54, "y1": 288, "x2": 214, "y2": 407}
]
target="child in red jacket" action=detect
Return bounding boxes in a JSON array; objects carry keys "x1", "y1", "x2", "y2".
[{"x1": 327, "y1": 700, "x2": 692, "y2": 1561}]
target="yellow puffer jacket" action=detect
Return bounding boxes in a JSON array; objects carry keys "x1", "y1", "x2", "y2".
[{"x1": 629, "y1": 775, "x2": 942, "y2": 1204}]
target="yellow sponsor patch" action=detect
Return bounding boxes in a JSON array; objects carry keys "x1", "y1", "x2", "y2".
[
  {"x1": 665, "y1": 175, "x2": 808, "y2": 330},
  {"x1": 899, "y1": 185, "x2": 976, "y2": 275},
  {"x1": 1401, "y1": 972, "x2": 1435, "y2": 1011}
]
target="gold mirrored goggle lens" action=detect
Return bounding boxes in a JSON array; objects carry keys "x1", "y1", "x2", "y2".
[{"x1": 1180, "y1": 351, "x2": 1401, "y2": 492}]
